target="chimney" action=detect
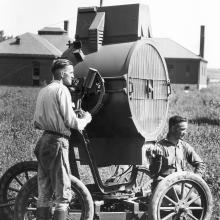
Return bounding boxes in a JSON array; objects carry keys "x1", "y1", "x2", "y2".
[
  {"x1": 64, "y1": 20, "x2": 69, "y2": 33},
  {"x1": 199, "y1": 25, "x2": 205, "y2": 58}
]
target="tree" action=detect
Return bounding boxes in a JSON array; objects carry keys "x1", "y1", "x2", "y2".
[{"x1": 0, "y1": 30, "x2": 13, "y2": 42}]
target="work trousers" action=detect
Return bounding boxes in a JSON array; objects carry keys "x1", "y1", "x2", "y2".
[{"x1": 34, "y1": 133, "x2": 72, "y2": 211}]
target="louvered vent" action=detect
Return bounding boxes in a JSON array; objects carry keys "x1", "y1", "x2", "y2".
[
  {"x1": 89, "y1": 29, "x2": 104, "y2": 51},
  {"x1": 89, "y1": 12, "x2": 105, "y2": 52}
]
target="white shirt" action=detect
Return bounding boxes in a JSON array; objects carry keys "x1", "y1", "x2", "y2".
[{"x1": 33, "y1": 80, "x2": 87, "y2": 136}]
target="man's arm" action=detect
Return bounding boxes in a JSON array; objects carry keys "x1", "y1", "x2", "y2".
[
  {"x1": 184, "y1": 143, "x2": 206, "y2": 176},
  {"x1": 57, "y1": 86, "x2": 91, "y2": 130},
  {"x1": 145, "y1": 142, "x2": 169, "y2": 158},
  {"x1": 145, "y1": 142, "x2": 169, "y2": 176}
]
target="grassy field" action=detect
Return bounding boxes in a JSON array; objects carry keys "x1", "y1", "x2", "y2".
[
  {"x1": 0, "y1": 84, "x2": 220, "y2": 218},
  {"x1": 169, "y1": 84, "x2": 220, "y2": 219}
]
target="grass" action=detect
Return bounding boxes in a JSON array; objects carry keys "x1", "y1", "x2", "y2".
[
  {"x1": 169, "y1": 84, "x2": 220, "y2": 219},
  {"x1": 0, "y1": 84, "x2": 220, "y2": 218},
  {"x1": 0, "y1": 86, "x2": 40, "y2": 173}
]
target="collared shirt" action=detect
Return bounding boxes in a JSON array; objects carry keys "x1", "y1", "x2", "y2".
[
  {"x1": 150, "y1": 138, "x2": 205, "y2": 177},
  {"x1": 33, "y1": 80, "x2": 78, "y2": 137}
]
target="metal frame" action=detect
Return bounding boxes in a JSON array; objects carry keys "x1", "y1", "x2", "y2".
[{"x1": 69, "y1": 130, "x2": 142, "y2": 194}]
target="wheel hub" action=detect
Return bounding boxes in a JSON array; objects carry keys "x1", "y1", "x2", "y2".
[{"x1": 175, "y1": 200, "x2": 188, "y2": 214}]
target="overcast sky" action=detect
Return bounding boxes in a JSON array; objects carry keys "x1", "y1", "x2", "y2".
[{"x1": 1, "y1": 0, "x2": 220, "y2": 68}]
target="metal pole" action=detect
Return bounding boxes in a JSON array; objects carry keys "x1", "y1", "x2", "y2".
[{"x1": 100, "y1": 0, "x2": 103, "y2": 7}]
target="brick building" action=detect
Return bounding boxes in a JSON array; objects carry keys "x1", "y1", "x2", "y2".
[
  {"x1": 0, "y1": 26, "x2": 72, "y2": 86},
  {"x1": 151, "y1": 38, "x2": 207, "y2": 89}
]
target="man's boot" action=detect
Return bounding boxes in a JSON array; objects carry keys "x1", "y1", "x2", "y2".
[
  {"x1": 52, "y1": 210, "x2": 68, "y2": 220},
  {"x1": 36, "y1": 207, "x2": 52, "y2": 220}
]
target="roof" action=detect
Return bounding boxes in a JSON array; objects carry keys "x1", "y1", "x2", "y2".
[
  {"x1": 0, "y1": 32, "x2": 72, "y2": 57},
  {"x1": 38, "y1": 27, "x2": 67, "y2": 34},
  {"x1": 41, "y1": 35, "x2": 72, "y2": 52},
  {"x1": 150, "y1": 38, "x2": 204, "y2": 60},
  {"x1": 0, "y1": 33, "x2": 203, "y2": 61}
]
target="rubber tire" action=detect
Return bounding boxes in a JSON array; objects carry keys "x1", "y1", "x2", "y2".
[
  {"x1": 0, "y1": 161, "x2": 38, "y2": 220},
  {"x1": 148, "y1": 171, "x2": 213, "y2": 220},
  {"x1": 14, "y1": 175, "x2": 94, "y2": 220}
]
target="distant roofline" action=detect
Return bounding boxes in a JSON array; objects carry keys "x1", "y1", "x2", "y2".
[
  {"x1": 152, "y1": 37, "x2": 207, "y2": 62},
  {"x1": 0, "y1": 32, "x2": 63, "y2": 56},
  {"x1": 38, "y1": 26, "x2": 67, "y2": 34}
]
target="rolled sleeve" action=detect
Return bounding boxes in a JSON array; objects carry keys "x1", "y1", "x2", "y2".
[{"x1": 185, "y1": 143, "x2": 206, "y2": 176}]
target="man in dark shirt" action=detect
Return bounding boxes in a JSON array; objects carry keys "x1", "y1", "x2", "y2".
[
  {"x1": 148, "y1": 115, "x2": 205, "y2": 209},
  {"x1": 149, "y1": 115, "x2": 205, "y2": 179}
]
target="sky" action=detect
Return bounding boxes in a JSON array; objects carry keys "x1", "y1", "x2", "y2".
[{"x1": 1, "y1": 0, "x2": 220, "y2": 68}]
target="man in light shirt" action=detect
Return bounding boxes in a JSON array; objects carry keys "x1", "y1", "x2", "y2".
[{"x1": 33, "y1": 59, "x2": 92, "y2": 220}]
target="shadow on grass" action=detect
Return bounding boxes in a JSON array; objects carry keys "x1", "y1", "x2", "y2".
[{"x1": 189, "y1": 117, "x2": 220, "y2": 126}]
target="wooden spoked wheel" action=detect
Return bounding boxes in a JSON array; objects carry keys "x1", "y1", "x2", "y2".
[
  {"x1": 149, "y1": 172, "x2": 213, "y2": 220},
  {"x1": 0, "y1": 161, "x2": 37, "y2": 220},
  {"x1": 14, "y1": 175, "x2": 94, "y2": 220}
]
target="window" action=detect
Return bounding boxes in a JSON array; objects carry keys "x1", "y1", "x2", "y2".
[
  {"x1": 32, "y1": 61, "x2": 40, "y2": 86},
  {"x1": 33, "y1": 67, "x2": 40, "y2": 76},
  {"x1": 185, "y1": 65, "x2": 190, "y2": 78}
]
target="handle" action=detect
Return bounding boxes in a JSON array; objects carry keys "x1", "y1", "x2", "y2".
[
  {"x1": 129, "y1": 80, "x2": 134, "y2": 97},
  {"x1": 167, "y1": 80, "x2": 172, "y2": 96}
]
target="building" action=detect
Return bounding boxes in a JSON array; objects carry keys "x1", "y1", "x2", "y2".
[
  {"x1": 0, "y1": 24, "x2": 72, "y2": 86},
  {"x1": 151, "y1": 37, "x2": 208, "y2": 89},
  {"x1": 0, "y1": 4, "x2": 207, "y2": 88}
]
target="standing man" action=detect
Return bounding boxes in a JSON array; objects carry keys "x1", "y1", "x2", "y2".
[
  {"x1": 149, "y1": 115, "x2": 205, "y2": 181},
  {"x1": 33, "y1": 59, "x2": 92, "y2": 220}
]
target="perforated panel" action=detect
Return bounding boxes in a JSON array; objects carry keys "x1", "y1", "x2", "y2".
[{"x1": 128, "y1": 42, "x2": 169, "y2": 140}]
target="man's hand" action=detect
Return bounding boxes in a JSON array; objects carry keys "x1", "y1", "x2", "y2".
[
  {"x1": 146, "y1": 143, "x2": 169, "y2": 158},
  {"x1": 82, "y1": 111, "x2": 92, "y2": 123},
  {"x1": 153, "y1": 145, "x2": 169, "y2": 157},
  {"x1": 75, "y1": 110, "x2": 92, "y2": 130}
]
